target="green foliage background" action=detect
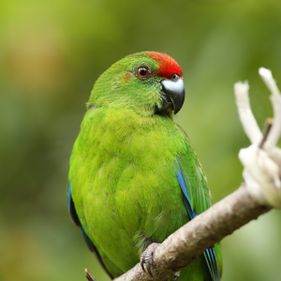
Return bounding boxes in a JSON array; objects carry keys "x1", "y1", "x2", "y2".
[{"x1": 1, "y1": 1, "x2": 281, "y2": 280}]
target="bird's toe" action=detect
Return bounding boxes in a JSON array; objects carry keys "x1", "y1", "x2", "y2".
[{"x1": 140, "y1": 242, "x2": 159, "y2": 277}]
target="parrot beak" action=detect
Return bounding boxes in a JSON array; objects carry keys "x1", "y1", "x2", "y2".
[{"x1": 160, "y1": 76, "x2": 185, "y2": 114}]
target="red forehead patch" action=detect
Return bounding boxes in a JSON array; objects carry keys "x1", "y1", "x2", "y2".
[{"x1": 148, "y1": 51, "x2": 183, "y2": 78}]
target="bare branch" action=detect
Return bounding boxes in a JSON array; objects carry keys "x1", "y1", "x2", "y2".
[
  {"x1": 236, "y1": 69, "x2": 281, "y2": 207},
  {"x1": 259, "y1": 67, "x2": 281, "y2": 147},
  {"x1": 234, "y1": 81, "x2": 263, "y2": 144},
  {"x1": 259, "y1": 119, "x2": 273, "y2": 148},
  {"x1": 85, "y1": 268, "x2": 97, "y2": 281}
]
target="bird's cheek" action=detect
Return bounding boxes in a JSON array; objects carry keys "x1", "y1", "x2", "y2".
[{"x1": 123, "y1": 72, "x2": 133, "y2": 82}]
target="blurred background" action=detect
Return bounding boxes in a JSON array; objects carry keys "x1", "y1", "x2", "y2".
[{"x1": 1, "y1": 0, "x2": 281, "y2": 280}]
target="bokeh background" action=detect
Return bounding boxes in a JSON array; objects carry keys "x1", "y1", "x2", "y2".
[{"x1": 1, "y1": 0, "x2": 281, "y2": 280}]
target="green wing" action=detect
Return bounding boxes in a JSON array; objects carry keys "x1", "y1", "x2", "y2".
[{"x1": 176, "y1": 140, "x2": 222, "y2": 280}]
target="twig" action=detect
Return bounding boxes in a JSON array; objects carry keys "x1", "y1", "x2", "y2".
[
  {"x1": 259, "y1": 118, "x2": 273, "y2": 148},
  {"x1": 259, "y1": 68, "x2": 281, "y2": 147},
  {"x1": 85, "y1": 268, "x2": 96, "y2": 281},
  {"x1": 234, "y1": 81, "x2": 263, "y2": 144}
]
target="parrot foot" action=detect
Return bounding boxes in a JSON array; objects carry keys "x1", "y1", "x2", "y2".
[{"x1": 140, "y1": 242, "x2": 160, "y2": 277}]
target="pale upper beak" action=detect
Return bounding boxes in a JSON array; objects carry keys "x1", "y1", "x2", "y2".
[{"x1": 160, "y1": 76, "x2": 185, "y2": 114}]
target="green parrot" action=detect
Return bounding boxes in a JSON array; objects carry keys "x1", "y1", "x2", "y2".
[{"x1": 68, "y1": 51, "x2": 222, "y2": 280}]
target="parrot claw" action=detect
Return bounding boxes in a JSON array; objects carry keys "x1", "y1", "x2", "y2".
[{"x1": 140, "y1": 242, "x2": 159, "y2": 277}]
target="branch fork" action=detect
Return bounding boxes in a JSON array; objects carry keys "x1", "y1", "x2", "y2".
[{"x1": 234, "y1": 67, "x2": 281, "y2": 208}]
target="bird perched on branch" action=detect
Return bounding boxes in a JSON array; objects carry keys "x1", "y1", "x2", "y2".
[{"x1": 68, "y1": 51, "x2": 222, "y2": 280}]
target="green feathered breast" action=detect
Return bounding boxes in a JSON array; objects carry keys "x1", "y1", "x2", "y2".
[{"x1": 69, "y1": 106, "x2": 222, "y2": 280}]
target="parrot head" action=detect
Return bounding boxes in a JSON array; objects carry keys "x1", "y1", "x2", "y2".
[{"x1": 88, "y1": 51, "x2": 185, "y2": 116}]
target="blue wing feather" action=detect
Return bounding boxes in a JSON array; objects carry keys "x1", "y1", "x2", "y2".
[
  {"x1": 176, "y1": 169, "x2": 196, "y2": 219},
  {"x1": 176, "y1": 162, "x2": 220, "y2": 281}
]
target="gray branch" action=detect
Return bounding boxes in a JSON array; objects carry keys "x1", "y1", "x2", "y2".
[{"x1": 113, "y1": 186, "x2": 270, "y2": 281}]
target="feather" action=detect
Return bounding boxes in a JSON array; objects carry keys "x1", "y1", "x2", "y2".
[
  {"x1": 67, "y1": 185, "x2": 114, "y2": 278},
  {"x1": 176, "y1": 160, "x2": 220, "y2": 281}
]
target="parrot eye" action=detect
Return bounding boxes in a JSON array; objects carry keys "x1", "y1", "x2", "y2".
[
  {"x1": 171, "y1": 74, "x2": 180, "y2": 81},
  {"x1": 136, "y1": 65, "x2": 152, "y2": 80}
]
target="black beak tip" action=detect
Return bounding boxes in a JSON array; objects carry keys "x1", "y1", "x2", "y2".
[{"x1": 173, "y1": 89, "x2": 185, "y2": 114}]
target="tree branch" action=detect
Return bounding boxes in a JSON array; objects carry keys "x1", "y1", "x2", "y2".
[
  {"x1": 113, "y1": 186, "x2": 269, "y2": 281},
  {"x1": 85, "y1": 268, "x2": 96, "y2": 281}
]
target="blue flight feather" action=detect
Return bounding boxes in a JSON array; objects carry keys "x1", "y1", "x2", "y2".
[{"x1": 176, "y1": 162, "x2": 220, "y2": 281}]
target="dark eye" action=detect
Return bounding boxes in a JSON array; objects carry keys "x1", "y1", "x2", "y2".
[
  {"x1": 171, "y1": 74, "x2": 179, "y2": 81},
  {"x1": 136, "y1": 65, "x2": 151, "y2": 80}
]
